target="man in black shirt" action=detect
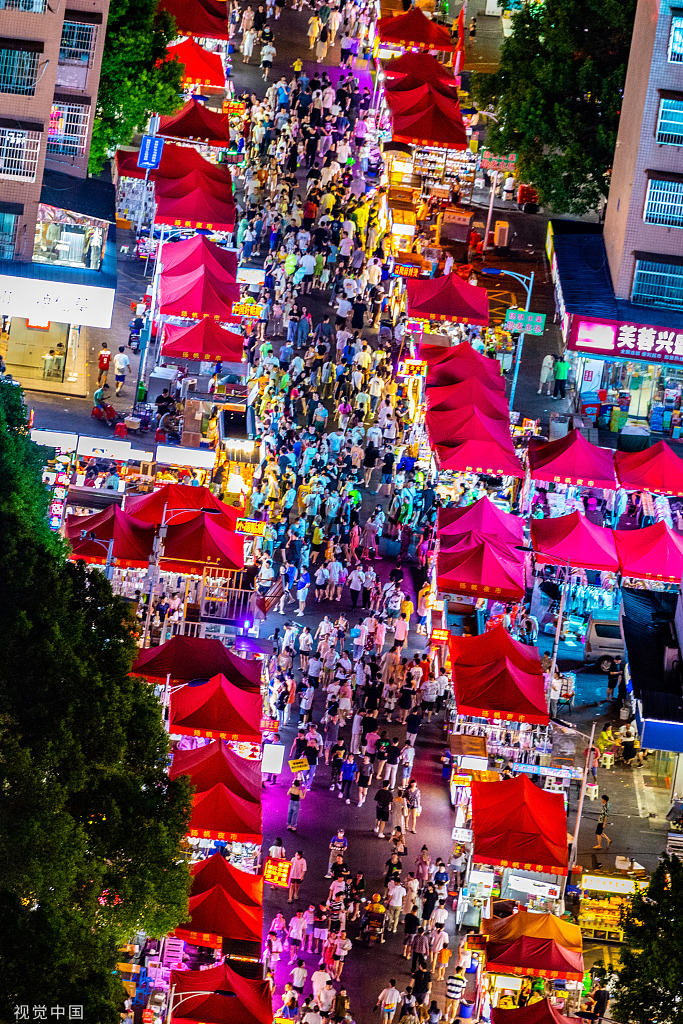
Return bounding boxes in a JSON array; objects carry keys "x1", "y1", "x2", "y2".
[{"x1": 403, "y1": 904, "x2": 420, "y2": 958}]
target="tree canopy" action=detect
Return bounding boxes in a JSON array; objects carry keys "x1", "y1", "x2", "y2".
[
  {"x1": 0, "y1": 380, "x2": 191, "y2": 1022},
  {"x1": 611, "y1": 853, "x2": 683, "y2": 1024},
  {"x1": 89, "y1": 0, "x2": 183, "y2": 172},
  {"x1": 471, "y1": 0, "x2": 637, "y2": 214}
]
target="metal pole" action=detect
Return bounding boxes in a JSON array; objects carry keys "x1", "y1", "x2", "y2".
[
  {"x1": 547, "y1": 555, "x2": 570, "y2": 709},
  {"x1": 164, "y1": 983, "x2": 176, "y2": 1024},
  {"x1": 508, "y1": 270, "x2": 534, "y2": 410},
  {"x1": 483, "y1": 170, "x2": 498, "y2": 252},
  {"x1": 142, "y1": 501, "x2": 168, "y2": 648},
  {"x1": 105, "y1": 536, "x2": 114, "y2": 581},
  {"x1": 570, "y1": 721, "x2": 596, "y2": 869},
  {"x1": 137, "y1": 220, "x2": 165, "y2": 394}
]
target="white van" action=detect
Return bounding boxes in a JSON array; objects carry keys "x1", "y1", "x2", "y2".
[{"x1": 583, "y1": 609, "x2": 624, "y2": 672}]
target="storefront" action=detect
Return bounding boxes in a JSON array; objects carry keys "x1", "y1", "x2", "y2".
[{"x1": 155, "y1": 444, "x2": 217, "y2": 487}]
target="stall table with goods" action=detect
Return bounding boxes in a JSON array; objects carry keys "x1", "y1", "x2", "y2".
[{"x1": 575, "y1": 872, "x2": 645, "y2": 943}]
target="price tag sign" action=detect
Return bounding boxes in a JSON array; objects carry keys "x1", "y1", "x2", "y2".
[
  {"x1": 236, "y1": 517, "x2": 267, "y2": 536},
  {"x1": 503, "y1": 310, "x2": 546, "y2": 335},
  {"x1": 264, "y1": 857, "x2": 292, "y2": 888},
  {"x1": 289, "y1": 757, "x2": 310, "y2": 773}
]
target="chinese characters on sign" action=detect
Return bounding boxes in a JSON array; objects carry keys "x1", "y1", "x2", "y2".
[
  {"x1": 503, "y1": 310, "x2": 547, "y2": 335},
  {"x1": 393, "y1": 263, "x2": 420, "y2": 278},
  {"x1": 223, "y1": 100, "x2": 247, "y2": 115},
  {"x1": 138, "y1": 134, "x2": 165, "y2": 170},
  {"x1": 569, "y1": 317, "x2": 683, "y2": 365},
  {"x1": 235, "y1": 517, "x2": 267, "y2": 537},
  {"x1": 429, "y1": 628, "x2": 451, "y2": 644},
  {"x1": 396, "y1": 359, "x2": 427, "y2": 377},
  {"x1": 232, "y1": 302, "x2": 263, "y2": 318},
  {"x1": 479, "y1": 150, "x2": 518, "y2": 172},
  {"x1": 288, "y1": 757, "x2": 310, "y2": 773},
  {"x1": 14, "y1": 1009, "x2": 83, "y2": 1021},
  {"x1": 263, "y1": 857, "x2": 292, "y2": 888}
]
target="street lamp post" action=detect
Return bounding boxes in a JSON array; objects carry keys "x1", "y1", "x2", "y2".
[
  {"x1": 80, "y1": 533, "x2": 115, "y2": 581},
  {"x1": 479, "y1": 266, "x2": 535, "y2": 411}
]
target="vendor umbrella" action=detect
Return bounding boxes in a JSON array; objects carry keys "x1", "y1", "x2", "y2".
[
  {"x1": 125, "y1": 483, "x2": 240, "y2": 527},
  {"x1": 449, "y1": 624, "x2": 542, "y2": 673},
  {"x1": 158, "y1": 98, "x2": 232, "y2": 146},
  {"x1": 161, "y1": 512, "x2": 245, "y2": 573},
  {"x1": 167, "y1": 36, "x2": 226, "y2": 88},
  {"x1": 453, "y1": 657, "x2": 548, "y2": 724},
  {"x1": 155, "y1": 168, "x2": 233, "y2": 201},
  {"x1": 433, "y1": 440, "x2": 524, "y2": 478},
  {"x1": 406, "y1": 275, "x2": 489, "y2": 325},
  {"x1": 170, "y1": 739, "x2": 262, "y2": 801},
  {"x1": 158, "y1": 234, "x2": 238, "y2": 280},
  {"x1": 131, "y1": 635, "x2": 261, "y2": 689},
  {"x1": 437, "y1": 497, "x2": 524, "y2": 546},
  {"x1": 527, "y1": 429, "x2": 617, "y2": 489},
  {"x1": 385, "y1": 81, "x2": 462, "y2": 116},
  {"x1": 189, "y1": 853, "x2": 263, "y2": 904},
  {"x1": 66, "y1": 505, "x2": 155, "y2": 568},
  {"x1": 188, "y1": 784, "x2": 262, "y2": 841},
  {"x1": 615, "y1": 439, "x2": 683, "y2": 496},
  {"x1": 161, "y1": 319, "x2": 244, "y2": 362},
  {"x1": 531, "y1": 511, "x2": 619, "y2": 572},
  {"x1": 393, "y1": 98, "x2": 467, "y2": 150},
  {"x1": 170, "y1": 672, "x2": 261, "y2": 739},
  {"x1": 436, "y1": 538, "x2": 525, "y2": 599},
  {"x1": 174, "y1": 883, "x2": 263, "y2": 947},
  {"x1": 482, "y1": 909, "x2": 583, "y2": 953},
  {"x1": 422, "y1": 342, "x2": 505, "y2": 391},
  {"x1": 170, "y1": 961, "x2": 273, "y2": 1024},
  {"x1": 426, "y1": 378, "x2": 510, "y2": 419},
  {"x1": 615, "y1": 520, "x2": 683, "y2": 581}
]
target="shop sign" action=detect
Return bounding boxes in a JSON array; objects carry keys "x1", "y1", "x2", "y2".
[
  {"x1": 442, "y1": 210, "x2": 473, "y2": 227},
  {"x1": 289, "y1": 757, "x2": 310, "y2": 773},
  {"x1": 232, "y1": 302, "x2": 263, "y2": 318},
  {"x1": 512, "y1": 762, "x2": 583, "y2": 780},
  {"x1": 581, "y1": 874, "x2": 640, "y2": 895},
  {"x1": 452, "y1": 826, "x2": 473, "y2": 841},
  {"x1": 568, "y1": 315, "x2": 683, "y2": 365},
  {"x1": 451, "y1": 773, "x2": 473, "y2": 787},
  {"x1": 397, "y1": 358, "x2": 427, "y2": 377},
  {"x1": 479, "y1": 150, "x2": 517, "y2": 172},
  {"x1": 508, "y1": 874, "x2": 560, "y2": 899},
  {"x1": 223, "y1": 100, "x2": 247, "y2": 115},
  {"x1": 142, "y1": 1011, "x2": 154, "y2": 1024},
  {"x1": 236, "y1": 517, "x2": 267, "y2": 537},
  {"x1": 260, "y1": 716, "x2": 279, "y2": 731},
  {"x1": 393, "y1": 263, "x2": 420, "y2": 278},
  {"x1": 263, "y1": 857, "x2": 292, "y2": 888},
  {"x1": 430, "y1": 628, "x2": 451, "y2": 644},
  {"x1": 0, "y1": 273, "x2": 115, "y2": 329},
  {"x1": 503, "y1": 310, "x2": 546, "y2": 335}
]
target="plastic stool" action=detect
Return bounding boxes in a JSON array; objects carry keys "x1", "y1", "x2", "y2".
[
  {"x1": 155, "y1": 428, "x2": 167, "y2": 442},
  {"x1": 114, "y1": 422, "x2": 127, "y2": 438},
  {"x1": 586, "y1": 783, "x2": 599, "y2": 801},
  {"x1": 600, "y1": 751, "x2": 615, "y2": 770}
]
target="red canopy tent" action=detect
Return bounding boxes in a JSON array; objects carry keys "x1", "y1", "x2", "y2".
[
  {"x1": 170, "y1": 739, "x2": 262, "y2": 801},
  {"x1": 470, "y1": 774, "x2": 569, "y2": 875},
  {"x1": 426, "y1": 379, "x2": 510, "y2": 419},
  {"x1": 453, "y1": 657, "x2": 548, "y2": 724},
  {"x1": 437, "y1": 497, "x2": 524, "y2": 546},
  {"x1": 377, "y1": 7, "x2": 456, "y2": 49},
  {"x1": 159, "y1": 0, "x2": 230, "y2": 40},
  {"x1": 66, "y1": 505, "x2": 155, "y2": 567},
  {"x1": 434, "y1": 440, "x2": 524, "y2": 478},
  {"x1": 125, "y1": 483, "x2": 239, "y2": 527},
  {"x1": 170, "y1": 672, "x2": 261, "y2": 739},
  {"x1": 160, "y1": 234, "x2": 238, "y2": 279},
  {"x1": 132, "y1": 635, "x2": 261, "y2": 688},
  {"x1": 155, "y1": 168, "x2": 233, "y2": 199},
  {"x1": 492, "y1": 999, "x2": 584, "y2": 1024},
  {"x1": 161, "y1": 319, "x2": 244, "y2": 362},
  {"x1": 160, "y1": 512, "x2": 244, "y2": 573},
  {"x1": 615, "y1": 439, "x2": 683, "y2": 496},
  {"x1": 174, "y1": 883, "x2": 263, "y2": 947},
  {"x1": 159, "y1": 264, "x2": 240, "y2": 320},
  {"x1": 484, "y1": 936, "x2": 584, "y2": 982},
  {"x1": 115, "y1": 143, "x2": 232, "y2": 185},
  {"x1": 436, "y1": 538, "x2": 525, "y2": 599},
  {"x1": 406, "y1": 274, "x2": 489, "y2": 324},
  {"x1": 385, "y1": 81, "x2": 462, "y2": 117},
  {"x1": 421, "y1": 342, "x2": 505, "y2": 388},
  {"x1": 528, "y1": 430, "x2": 617, "y2": 489},
  {"x1": 167, "y1": 36, "x2": 226, "y2": 88},
  {"x1": 155, "y1": 187, "x2": 236, "y2": 232},
  {"x1": 383, "y1": 50, "x2": 456, "y2": 83},
  {"x1": 392, "y1": 99, "x2": 468, "y2": 150},
  {"x1": 449, "y1": 624, "x2": 541, "y2": 672},
  {"x1": 427, "y1": 407, "x2": 513, "y2": 448},
  {"x1": 189, "y1": 852, "x2": 263, "y2": 904},
  {"x1": 159, "y1": 98, "x2": 231, "y2": 146},
  {"x1": 170, "y1": 961, "x2": 273, "y2": 1024},
  {"x1": 615, "y1": 520, "x2": 683, "y2": 581},
  {"x1": 530, "y1": 511, "x2": 619, "y2": 572},
  {"x1": 188, "y1": 785, "x2": 262, "y2": 841}
]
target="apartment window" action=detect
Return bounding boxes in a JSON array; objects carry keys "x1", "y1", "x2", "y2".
[
  {"x1": 657, "y1": 97, "x2": 683, "y2": 145},
  {"x1": 669, "y1": 14, "x2": 683, "y2": 62},
  {"x1": 55, "y1": 21, "x2": 96, "y2": 90},
  {"x1": 0, "y1": 0, "x2": 45, "y2": 11},
  {"x1": 644, "y1": 177, "x2": 683, "y2": 228},
  {"x1": 0, "y1": 126, "x2": 40, "y2": 180},
  {"x1": 0, "y1": 47, "x2": 38, "y2": 95},
  {"x1": 0, "y1": 211, "x2": 17, "y2": 258},
  {"x1": 632, "y1": 259, "x2": 683, "y2": 311},
  {"x1": 47, "y1": 101, "x2": 89, "y2": 156}
]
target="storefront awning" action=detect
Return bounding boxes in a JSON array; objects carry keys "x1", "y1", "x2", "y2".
[
  {"x1": 167, "y1": 36, "x2": 226, "y2": 88},
  {"x1": 115, "y1": 143, "x2": 232, "y2": 186},
  {"x1": 615, "y1": 520, "x2": 683, "y2": 581},
  {"x1": 383, "y1": 49, "x2": 456, "y2": 83},
  {"x1": 470, "y1": 774, "x2": 569, "y2": 875},
  {"x1": 187, "y1": 784, "x2": 262, "y2": 842},
  {"x1": 484, "y1": 936, "x2": 584, "y2": 982},
  {"x1": 436, "y1": 537, "x2": 525, "y2": 600},
  {"x1": 132, "y1": 635, "x2": 261, "y2": 688},
  {"x1": 174, "y1": 883, "x2": 263, "y2": 947},
  {"x1": 615, "y1": 439, "x2": 683, "y2": 496},
  {"x1": 161, "y1": 318, "x2": 244, "y2": 362},
  {"x1": 159, "y1": 98, "x2": 232, "y2": 146},
  {"x1": 170, "y1": 672, "x2": 262, "y2": 740},
  {"x1": 392, "y1": 98, "x2": 468, "y2": 150},
  {"x1": 160, "y1": 235, "x2": 238, "y2": 279},
  {"x1": 377, "y1": 7, "x2": 456, "y2": 50},
  {"x1": 426, "y1": 378, "x2": 510, "y2": 419},
  {"x1": 530, "y1": 511, "x2": 619, "y2": 572},
  {"x1": 438, "y1": 496, "x2": 524, "y2": 546},
  {"x1": 170, "y1": 739, "x2": 262, "y2": 800},
  {"x1": 160, "y1": 512, "x2": 245, "y2": 573},
  {"x1": 65, "y1": 505, "x2": 155, "y2": 568},
  {"x1": 491, "y1": 998, "x2": 584, "y2": 1024},
  {"x1": 125, "y1": 483, "x2": 240, "y2": 527},
  {"x1": 434, "y1": 440, "x2": 525, "y2": 478},
  {"x1": 385, "y1": 80, "x2": 462, "y2": 116},
  {"x1": 189, "y1": 852, "x2": 263, "y2": 905},
  {"x1": 159, "y1": 0, "x2": 230, "y2": 39},
  {"x1": 170, "y1": 961, "x2": 273, "y2": 1024},
  {"x1": 449, "y1": 625, "x2": 542, "y2": 673},
  {"x1": 528, "y1": 429, "x2": 617, "y2": 489},
  {"x1": 159, "y1": 264, "x2": 240, "y2": 319},
  {"x1": 454, "y1": 657, "x2": 548, "y2": 724}
]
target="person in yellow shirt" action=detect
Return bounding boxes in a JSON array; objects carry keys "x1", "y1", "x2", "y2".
[{"x1": 401, "y1": 596, "x2": 414, "y2": 629}]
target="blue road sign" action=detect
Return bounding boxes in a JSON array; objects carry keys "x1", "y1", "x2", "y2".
[{"x1": 137, "y1": 135, "x2": 165, "y2": 170}]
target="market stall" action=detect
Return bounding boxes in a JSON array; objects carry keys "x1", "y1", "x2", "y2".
[
  {"x1": 491, "y1": 999, "x2": 585, "y2": 1024},
  {"x1": 436, "y1": 536, "x2": 526, "y2": 600},
  {"x1": 434, "y1": 440, "x2": 525, "y2": 478},
  {"x1": 422, "y1": 341, "x2": 506, "y2": 392},
  {"x1": 427, "y1": 378, "x2": 511, "y2": 418},
  {"x1": 527, "y1": 430, "x2": 617, "y2": 491},
  {"x1": 614, "y1": 520, "x2": 683, "y2": 582},
  {"x1": 65, "y1": 505, "x2": 155, "y2": 569},
  {"x1": 173, "y1": 883, "x2": 262, "y2": 948},
  {"x1": 615, "y1": 439, "x2": 683, "y2": 495},
  {"x1": 576, "y1": 871, "x2": 645, "y2": 943},
  {"x1": 158, "y1": 99, "x2": 232, "y2": 147},
  {"x1": 530, "y1": 512, "x2": 620, "y2": 573},
  {"x1": 438, "y1": 497, "x2": 524, "y2": 545},
  {"x1": 170, "y1": 739, "x2": 262, "y2": 802},
  {"x1": 452, "y1": 659, "x2": 548, "y2": 725},
  {"x1": 169, "y1": 671, "x2": 261, "y2": 740},
  {"x1": 166, "y1": 36, "x2": 227, "y2": 91},
  {"x1": 169, "y1": 961, "x2": 272, "y2": 1024},
  {"x1": 132, "y1": 634, "x2": 262, "y2": 689},
  {"x1": 161, "y1": 319, "x2": 244, "y2": 363},
  {"x1": 125, "y1": 482, "x2": 240, "y2": 527}
]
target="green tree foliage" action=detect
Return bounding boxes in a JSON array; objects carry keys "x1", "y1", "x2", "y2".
[
  {"x1": 471, "y1": 0, "x2": 637, "y2": 214},
  {"x1": 89, "y1": 0, "x2": 183, "y2": 172},
  {"x1": 0, "y1": 381, "x2": 191, "y2": 1021},
  {"x1": 611, "y1": 853, "x2": 683, "y2": 1024}
]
